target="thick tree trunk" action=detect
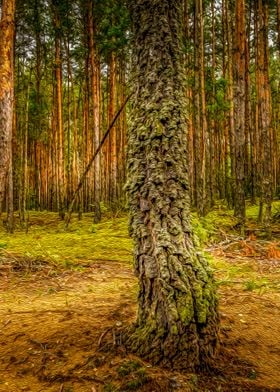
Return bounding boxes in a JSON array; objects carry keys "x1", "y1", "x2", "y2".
[
  {"x1": 126, "y1": 0, "x2": 219, "y2": 370},
  {"x1": 0, "y1": 0, "x2": 15, "y2": 231}
]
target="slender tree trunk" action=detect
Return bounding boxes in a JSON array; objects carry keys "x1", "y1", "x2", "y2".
[
  {"x1": 198, "y1": 0, "x2": 208, "y2": 215},
  {"x1": 52, "y1": 1, "x2": 65, "y2": 218},
  {"x1": 83, "y1": 68, "x2": 90, "y2": 212},
  {"x1": 209, "y1": 0, "x2": 217, "y2": 204},
  {"x1": 0, "y1": 0, "x2": 15, "y2": 232},
  {"x1": 222, "y1": 0, "x2": 231, "y2": 202},
  {"x1": 233, "y1": 0, "x2": 246, "y2": 230},
  {"x1": 277, "y1": 0, "x2": 280, "y2": 56},
  {"x1": 20, "y1": 79, "x2": 29, "y2": 227},
  {"x1": 118, "y1": 55, "x2": 127, "y2": 201},
  {"x1": 193, "y1": 0, "x2": 207, "y2": 215},
  {"x1": 256, "y1": 0, "x2": 273, "y2": 230},
  {"x1": 225, "y1": 0, "x2": 235, "y2": 208},
  {"x1": 126, "y1": 0, "x2": 219, "y2": 370},
  {"x1": 108, "y1": 51, "x2": 117, "y2": 207},
  {"x1": 88, "y1": 0, "x2": 101, "y2": 223}
]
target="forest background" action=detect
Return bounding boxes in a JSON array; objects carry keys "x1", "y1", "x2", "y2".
[
  {"x1": 0, "y1": 0, "x2": 279, "y2": 230},
  {"x1": 1, "y1": 1, "x2": 280, "y2": 391}
]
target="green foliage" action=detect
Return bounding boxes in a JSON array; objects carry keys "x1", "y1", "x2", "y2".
[
  {"x1": 95, "y1": 0, "x2": 130, "y2": 57},
  {"x1": 206, "y1": 75, "x2": 230, "y2": 121}
]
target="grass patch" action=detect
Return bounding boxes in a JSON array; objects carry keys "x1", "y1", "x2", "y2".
[
  {"x1": 243, "y1": 278, "x2": 269, "y2": 292},
  {"x1": 246, "y1": 200, "x2": 280, "y2": 220},
  {"x1": 0, "y1": 212, "x2": 133, "y2": 267},
  {"x1": 192, "y1": 206, "x2": 238, "y2": 245}
]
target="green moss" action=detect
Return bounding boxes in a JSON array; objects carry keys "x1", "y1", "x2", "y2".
[
  {"x1": 117, "y1": 361, "x2": 148, "y2": 391},
  {"x1": 192, "y1": 207, "x2": 238, "y2": 246},
  {"x1": 117, "y1": 361, "x2": 141, "y2": 376},
  {"x1": 103, "y1": 382, "x2": 119, "y2": 392},
  {"x1": 191, "y1": 201, "x2": 280, "y2": 246},
  {"x1": 170, "y1": 324, "x2": 178, "y2": 335},
  {"x1": 123, "y1": 379, "x2": 145, "y2": 391},
  {"x1": 0, "y1": 212, "x2": 133, "y2": 267},
  {"x1": 3, "y1": 202, "x2": 279, "y2": 269},
  {"x1": 177, "y1": 294, "x2": 194, "y2": 325},
  {"x1": 243, "y1": 278, "x2": 269, "y2": 292}
]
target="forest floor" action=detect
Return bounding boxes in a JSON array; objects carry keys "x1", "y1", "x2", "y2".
[{"x1": 0, "y1": 206, "x2": 280, "y2": 392}]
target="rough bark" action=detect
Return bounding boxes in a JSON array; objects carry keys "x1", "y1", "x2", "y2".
[
  {"x1": 0, "y1": 0, "x2": 15, "y2": 229},
  {"x1": 126, "y1": 0, "x2": 219, "y2": 370}
]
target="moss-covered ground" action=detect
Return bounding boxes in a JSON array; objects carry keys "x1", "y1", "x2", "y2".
[
  {"x1": 0, "y1": 204, "x2": 280, "y2": 391},
  {"x1": 0, "y1": 212, "x2": 132, "y2": 265}
]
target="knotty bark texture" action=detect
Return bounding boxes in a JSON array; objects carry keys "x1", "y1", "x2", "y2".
[{"x1": 126, "y1": 0, "x2": 219, "y2": 370}]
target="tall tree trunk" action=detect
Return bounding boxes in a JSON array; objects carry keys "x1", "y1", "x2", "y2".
[
  {"x1": 225, "y1": 0, "x2": 235, "y2": 208},
  {"x1": 222, "y1": 0, "x2": 230, "y2": 202},
  {"x1": 118, "y1": 55, "x2": 127, "y2": 201},
  {"x1": 209, "y1": 0, "x2": 217, "y2": 204},
  {"x1": 193, "y1": 0, "x2": 207, "y2": 215},
  {"x1": 126, "y1": 0, "x2": 219, "y2": 370},
  {"x1": 256, "y1": 0, "x2": 273, "y2": 229},
  {"x1": 198, "y1": 0, "x2": 208, "y2": 215},
  {"x1": 233, "y1": 0, "x2": 246, "y2": 230},
  {"x1": 108, "y1": 51, "x2": 117, "y2": 207},
  {"x1": 0, "y1": 0, "x2": 15, "y2": 232},
  {"x1": 52, "y1": 0, "x2": 65, "y2": 218},
  {"x1": 277, "y1": 0, "x2": 280, "y2": 56},
  {"x1": 88, "y1": 0, "x2": 101, "y2": 223},
  {"x1": 19, "y1": 78, "x2": 29, "y2": 227}
]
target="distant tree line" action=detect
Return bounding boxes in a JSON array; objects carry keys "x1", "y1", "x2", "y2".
[{"x1": 0, "y1": 0, "x2": 279, "y2": 232}]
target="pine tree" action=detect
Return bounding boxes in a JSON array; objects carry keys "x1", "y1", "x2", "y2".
[
  {"x1": 233, "y1": 0, "x2": 246, "y2": 229},
  {"x1": 0, "y1": 0, "x2": 15, "y2": 232},
  {"x1": 126, "y1": 0, "x2": 219, "y2": 369}
]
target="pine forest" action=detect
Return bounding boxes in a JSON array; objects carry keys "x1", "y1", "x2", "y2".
[{"x1": 0, "y1": 1, "x2": 280, "y2": 391}]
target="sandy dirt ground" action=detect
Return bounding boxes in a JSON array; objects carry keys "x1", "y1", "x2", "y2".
[{"x1": 0, "y1": 257, "x2": 280, "y2": 392}]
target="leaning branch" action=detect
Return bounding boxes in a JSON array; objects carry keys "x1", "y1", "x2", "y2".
[{"x1": 65, "y1": 93, "x2": 132, "y2": 228}]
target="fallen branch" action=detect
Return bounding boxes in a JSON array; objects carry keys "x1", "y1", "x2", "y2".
[{"x1": 65, "y1": 93, "x2": 132, "y2": 228}]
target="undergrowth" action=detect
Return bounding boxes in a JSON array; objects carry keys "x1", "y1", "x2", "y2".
[
  {"x1": 0, "y1": 212, "x2": 132, "y2": 266},
  {"x1": 1, "y1": 201, "x2": 279, "y2": 292}
]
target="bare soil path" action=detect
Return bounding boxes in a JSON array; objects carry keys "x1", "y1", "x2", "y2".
[{"x1": 0, "y1": 255, "x2": 280, "y2": 392}]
